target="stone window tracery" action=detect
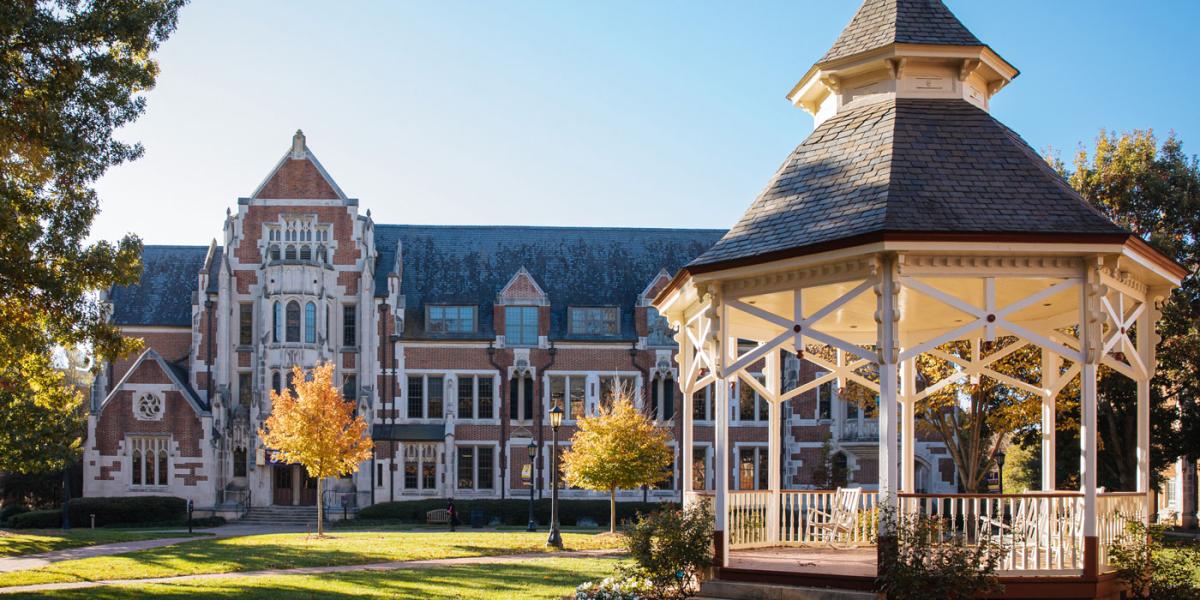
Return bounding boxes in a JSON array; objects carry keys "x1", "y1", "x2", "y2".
[
  {"x1": 133, "y1": 392, "x2": 164, "y2": 421},
  {"x1": 130, "y1": 436, "x2": 169, "y2": 487}
]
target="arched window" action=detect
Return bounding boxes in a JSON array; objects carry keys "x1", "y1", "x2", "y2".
[
  {"x1": 286, "y1": 301, "x2": 301, "y2": 342},
  {"x1": 157, "y1": 449, "x2": 168, "y2": 485},
  {"x1": 272, "y1": 372, "x2": 281, "y2": 395},
  {"x1": 285, "y1": 245, "x2": 297, "y2": 260},
  {"x1": 269, "y1": 245, "x2": 280, "y2": 261},
  {"x1": 273, "y1": 302, "x2": 283, "y2": 343},
  {"x1": 304, "y1": 302, "x2": 316, "y2": 343},
  {"x1": 132, "y1": 449, "x2": 142, "y2": 485},
  {"x1": 286, "y1": 371, "x2": 295, "y2": 393},
  {"x1": 233, "y1": 447, "x2": 247, "y2": 478},
  {"x1": 299, "y1": 245, "x2": 312, "y2": 261}
]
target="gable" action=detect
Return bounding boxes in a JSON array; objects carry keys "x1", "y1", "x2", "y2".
[
  {"x1": 253, "y1": 157, "x2": 341, "y2": 200},
  {"x1": 497, "y1": 269, "x2": 548, "y2": 306}
]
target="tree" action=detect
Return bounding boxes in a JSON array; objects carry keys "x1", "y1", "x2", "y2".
[
  {"x1": 0, "y1": 352, "x2": 85, "y2": 474},
  {"x1": 0, "y1": 0, "x2": 185, "y2": 474},
  {"x1": 258, "y1": 363, "x2": 372, "y2": 535},
  {"x1": 561, "y1": 393, "x2": 673, "y2": 533},
  {"x1": 1054, "y1": 130, "x2": 1200, "y2": 487}
]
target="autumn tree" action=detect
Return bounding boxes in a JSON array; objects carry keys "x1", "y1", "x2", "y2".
[
  {"x1": 0, "y1": 0, "x2": 184, "y2": 474},
  {"x1": 259, "y1": 363, "x2": 372, "y2": 535},
  {"x1": 561, "y1": 393, "x2": 672, "y2": 533}
]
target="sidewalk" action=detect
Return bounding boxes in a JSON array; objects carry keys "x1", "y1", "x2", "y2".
[
  {"x1": 0, "y1": 549, "x2": 622, "y2": 595},
  {"x1": 0, "y1": 523, "x2": 304, "y2": 574}
]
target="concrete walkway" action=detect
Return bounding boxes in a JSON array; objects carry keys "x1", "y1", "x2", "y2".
[
  {"x1": 0, "y1": 549, "x2": 622, "y2": 595},
  {"x1": 0, "y1": 523, "x2": 304, "y2": 574}
]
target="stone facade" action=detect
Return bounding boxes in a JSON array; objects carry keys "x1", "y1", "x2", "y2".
[{"x1": 85, "y1": 131, "x2": 956, "y2": 514}]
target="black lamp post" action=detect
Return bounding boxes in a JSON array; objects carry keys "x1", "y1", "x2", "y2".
[
  {"x1": 547, "y1": 404, "x2": 564, "y2": 548},
  {"x1": 995, "y1": 451, "x2": 1007, "y2": 494},
  {"x1": 527, "y1": 440, "x2": 538, "y2": 531}
]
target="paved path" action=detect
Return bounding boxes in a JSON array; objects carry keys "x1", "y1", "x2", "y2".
[
  {"x1": 0, "y1": 549, "x2": 621, "y2": 595},
  {"x1": 0, "y1": 524, "x2": 304, "y2": 574}
]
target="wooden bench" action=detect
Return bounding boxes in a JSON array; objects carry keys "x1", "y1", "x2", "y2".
[{"x1": 426, "y1": 508, "x2": 450, "y2": 524}]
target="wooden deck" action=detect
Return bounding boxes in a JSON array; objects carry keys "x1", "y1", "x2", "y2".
[{"x1": 728, "y1": 546, "x2": 877, "y2": 578}]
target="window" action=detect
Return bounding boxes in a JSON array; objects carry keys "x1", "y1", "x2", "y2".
[
  {"x1": 239, "y1": 303, "x2": 253, "y2": 345},
  {"x1": 427, "y1": 376, "x2": 443, "y2": 419},
  {"x1": 817, "y1": 380, "x2": 834, "y2": 420},
  {"x1": 407, "y1": 376, "x2": 423, "y2": 419},
  {"x1": 736, "y1": 377, "x2": 767, "y2": 422},
  {"x1": 650, "y1": 376, "x2": 675, "y2": 421},
  {"x1": 504, "y1": 306, "x2": 538, "y2": 345},
  {"x1": 693, "y1": 384, "x2": 712, "y2": 421},
  {"x1": 376, "y1": 463, "x2": 383, "y2": 488},
  {"x1": 304, "y1": 302, "x2": 316, "y2": 344},
  {"x1": 403, "y1": 444, "x2": 438, "y2": 491},
  {"x1": 692, "y1": 446, "x2": 709, "y2": 490},
  {"x1": 457, "y1": 446, "x2": 494, "y2": 490},
  {"x1": 269, "y1": 245, "x2": 280, "y2": 261},
  {"x1": 547, "y1": 375, "x2": 588, "y2": 421},
  {"x1": 272, "y1": 372, "x2": 282, "y2": 395},
  {"x1": 342, "y1": 305, "x2": 356, "y2": 346},
  {"x1": 509, "y1": 375, "x2": 534, "y2": 421},
  {"x1": 133, "y1": 392, "x2": 163, "y2": 421},
  {"x1": 406, "y1": 375, "x2": 445, "y2": 419},
  {"x1": 286, "y1": 301, "x2": 300, "y2": 342},
  {"x1": 273, "y1": 302, "x2": 283, "y2": 343},
  {"x1": 233, "y1": 447, "x2": 247, "y2": 477},
  {"x1": 130, "y1": 436, "x2": 169, "y2": 487},
  {"x1": 654, "y1": 448, "x2": 675, "y2": 490},
  {"x1": 456, "y1": 375, "x2": 495, "y2": 420},
  {"x1": 285, "y1": 245, "x2": 297, "y2": 260},
  {"x1": 238, "y1": 372, "x2": 252, "y2": 407},
  {"x1": 299, "y1": 245, "x2": 311, "y2": 261},
  {"x1": 458, "y1": 378, "x2": 473, "y2": 418},
  {"x1": 646, "y1": 307, "x2": 673, "y2": 346},
  {"x1": 477, "y1": 377, "x2": 494, "y2": 418},
  {"x1": 343, "y1": 375, "x2": 356, "y2": 401},
  {"x1": 427, "y1": 305, "x2": 476, "y2": 334},
  {"x1": 738, "y1": 446, "x2": 769, "y2": 490},
  {"x1": 601, "y1": 375, "x2": 637, "y2": 410},
  {"x1": 568, "y1": 306, "x2": 619, "y2": 336}
]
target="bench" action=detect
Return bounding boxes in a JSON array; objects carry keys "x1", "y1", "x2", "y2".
[{"x1": 426, "y1": 508, "x2": 450, "y2": 524}]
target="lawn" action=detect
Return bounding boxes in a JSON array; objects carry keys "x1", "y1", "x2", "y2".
[
  {"x1": 0, "y1": 530, "x2": 205, "y2": 558},
  {"x1": 3, "y1": 556, "x2": 620, "y2": 599},
  {"x1": 0, "y1": 530, "x2": 624, "y2": 588}
]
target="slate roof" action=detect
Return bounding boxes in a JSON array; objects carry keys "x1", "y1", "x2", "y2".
[
  {"x1": 375, "y1": 225, "x2": 725, "y2": 340},
  {"x1": 372, "y1": 423, "x2": 446, "y2": 442},
  {"x1": 110, "y1": 245, "x2": 207, "y2": 327},
  {"x1": 688, "y1": 98, "x2": 1127, "y2": 271},
  {"x1": 821, "y1": 0, "x2": 982, "y2": 63}
]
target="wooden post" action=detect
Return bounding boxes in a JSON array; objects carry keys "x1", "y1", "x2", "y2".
[
  {"x1": 900, "y1": 356, "x2": 916, "y2": 494},
  {"x1": 766, "y1": 350, "x2": 781, "y2": 545},
  {"x1": 1041, "y1": 348, "x2": 1059, "y2": 491},
  {"x1": 1080, "y1": 262, "x2": 1101, "y2": 578},
  {"x1": 875, "y1": 255, "x2": 900, "y2": 573},
  {"x1": 712, "y1": 291, "x2": 730, "y2": 567}
]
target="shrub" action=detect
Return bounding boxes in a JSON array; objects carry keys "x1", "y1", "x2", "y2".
[
  {"x1": 574, "y1": 574, "x2": 655, "y2": 600},
  {"x1": 876, "y1": 509, "x2": 1006, "y2": 600},
  {"x1": 0, "y1": 504, "x2": 29, "y2": 525},
  {"x1": 1109, "y1": 520, "x2": 1200, "y2": 600},
  {"x1": 9, "y1": 509, "x2": 62, "y2": 529},
  {"x1": 356, "y1": 498, "x2": 672, "y2": 528},
  {"x1": 624, "y1": 501, "x2": 714, "y2": 599}
]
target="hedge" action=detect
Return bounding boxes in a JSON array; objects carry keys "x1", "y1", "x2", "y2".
[
  {"x1": 8, "y1": 496, "x2": 187, "y2": 529},
  {"x1": 0, "y1": 504, "x2": 29, "y2": 525},
  {"x1": 356, "y1": 498, "x2": 676, "y2": 527}
]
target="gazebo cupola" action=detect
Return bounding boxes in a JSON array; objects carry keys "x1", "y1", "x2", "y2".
[
  {"x1": 788, "y1": 0, "x2": 1018, "y2": 127},
  {"x1": 657, "y1": 0, "x2": 1184, "y2": 595}
]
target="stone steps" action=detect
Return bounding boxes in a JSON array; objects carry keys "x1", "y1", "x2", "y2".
[
  {"x1": 237, "y1": 505, "x2": 320, "y2": 526},
  {"x1": 698, "y1": 580, "x2": 878, "y2": 600}
]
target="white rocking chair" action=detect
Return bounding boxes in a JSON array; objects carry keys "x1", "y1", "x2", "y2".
[{"x1": 806, "y1": 487, "x2": 863, "y2": 549}]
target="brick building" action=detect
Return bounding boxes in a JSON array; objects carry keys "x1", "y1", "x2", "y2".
[{"x1": 83, "y1": 131, "x2": 956, "y2": 514}]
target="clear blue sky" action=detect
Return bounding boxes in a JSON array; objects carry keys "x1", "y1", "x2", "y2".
[{"x1": 92, "y1": 0, "x2": 1200, "y2": 246}]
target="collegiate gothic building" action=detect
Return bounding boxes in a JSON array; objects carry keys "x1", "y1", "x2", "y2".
[{"x1": 84, "y1": 131, "x2": 956, "y2": 514}]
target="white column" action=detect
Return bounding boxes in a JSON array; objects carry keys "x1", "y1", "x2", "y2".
[
  {"x1": 1080, "y1": 264, "x2": 1101, "y2": 576},
  {"x1": 712, "y1": 293, "x2": 730, "y2": 566},
  {"x1": 900, "y1": 357, "x2": 916, "y2": 494},
  {"x1": 766, "y1": 350, "x2": 781, "y2": 544},
  {"x1": 1136, "y1": 297, "x2": 1157, "y2": 522},
  {"x1": 876, "y1": 256, "x2": 900, "y2": 529},
  {"x1": 1041, "y1": 348, "x2": 1059, "y2": 491},
  {"x1": 682, "y1": 388, "x2": 694, "y2": 505}
]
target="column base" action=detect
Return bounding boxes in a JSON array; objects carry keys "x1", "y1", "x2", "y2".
[{"x1": 1083, "y1": 535, "x2": 1099, "y2": 578}]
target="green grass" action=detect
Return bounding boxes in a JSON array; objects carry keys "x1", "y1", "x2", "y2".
[
  {"x1": 0, "y1": 530, "x2": 624, "y2": 588},
  {"x1": 0, "y1": 530, "x2": 205, "y2": 558},
  {"x1": 2, "y1": 556, "x2": 620, "y2": 599}
]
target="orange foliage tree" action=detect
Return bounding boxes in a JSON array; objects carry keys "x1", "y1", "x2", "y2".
[{"x1": 258, "y1": 362, "x2": 372, "y2": 535}]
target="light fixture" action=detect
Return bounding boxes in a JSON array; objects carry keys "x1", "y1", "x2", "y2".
[{"x1": 549, "y1": 404, "x2": 564, "y2": 430}]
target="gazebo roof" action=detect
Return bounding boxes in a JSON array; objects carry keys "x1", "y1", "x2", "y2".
[
  {"x1": 820, "y1": 0, "x2": 983, "y2": 63},
  {"x1": 687, "y1": 97, "x2": 1128, "y2": 272}
]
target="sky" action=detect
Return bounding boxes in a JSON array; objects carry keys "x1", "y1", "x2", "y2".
[{"x1": 91, "y1": 0, "x2": 1200, "y2": 246}]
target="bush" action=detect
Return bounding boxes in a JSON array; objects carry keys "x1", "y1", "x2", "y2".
[
  {"x1": 1109, "y1": 521, "x2": 1200, "y2": 600},
  {"x1": 7, "y1": 496, "x2": 188, "y2": 529},
  {"x1": 0, "y1": 504, "x2": 29, "y2": 525},
  {"x1": 356, "y1": 498, "x2": 672, "y2": 528},
  {"x1": 574, "y1": 574, "x2": 655, "y2": 600},
  {"x1": 9, "y1": 509, "x2": 62, "y2": 529},
  {"x1": 876, "y1": 509, "x2": 1006, "y2": 600},
  {"x1": 624, "y1": 501, "x2": 714, "y2": 599}
]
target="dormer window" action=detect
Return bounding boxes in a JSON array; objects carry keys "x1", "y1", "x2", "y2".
[
  {"x1": 568, "y1": 306, "x2": 619, "y2": 336},
  {"x1": 427, "y1": 305, "x2": 476, "y2": 334},
  {"x1": 646, "y1": 308, "x2": 672, "y2": 346},
  {"x1": 504, "y1": 306, "x2": 538, "y2": 346}
]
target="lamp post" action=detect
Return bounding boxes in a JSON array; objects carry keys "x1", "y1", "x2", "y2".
[
  {"x1": 527, "y1": 440, "x2": 538, "y2": 531},
  {"x1": 547, "y1": 404, "x2": 564, "y2": 548},
  {"x1": 995, "y1": 451, "x2": 1007, "y2": 494}
]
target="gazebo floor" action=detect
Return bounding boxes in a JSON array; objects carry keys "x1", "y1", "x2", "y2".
[{"x1": 727, "y1": 545, "x2": 877, "y2": 578}]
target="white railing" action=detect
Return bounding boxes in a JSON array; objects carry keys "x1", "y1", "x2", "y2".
[
  {"x1": 1097, "y1": 492, "x2": 1146, "y2": 571},
  {"x1": 729, "y1": 490, "x2": 772, "y2": 548},
  {"x1": 781, "y1": 489, "x2": 878, "y2": 546},
  {"x1": 899, "y1": 492, "x2": 1085, "y2": 573}
]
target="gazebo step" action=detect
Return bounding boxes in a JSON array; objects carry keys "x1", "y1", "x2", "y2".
[{"x1": 699, "y1": 580, "x2": 877, "y2": 600}]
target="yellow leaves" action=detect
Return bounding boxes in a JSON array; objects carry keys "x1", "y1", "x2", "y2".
[
  {"x1": 258, "y1": 363, "x2": 373, "y2": 480},
  {"x1": 561, "y1": 393, "x2": 673, "y2": 493}
]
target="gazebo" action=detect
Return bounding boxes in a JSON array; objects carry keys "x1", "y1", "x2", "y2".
[{"x1": 654, "y1": 0, "x2": 1185, "y2": 597}]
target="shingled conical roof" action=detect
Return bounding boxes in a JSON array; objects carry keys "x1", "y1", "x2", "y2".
[{"x1": 820, "y1": 0, "x2": 982, "y2": 63}]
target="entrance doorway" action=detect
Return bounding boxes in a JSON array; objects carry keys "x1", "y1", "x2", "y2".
[{"x1": 272, "y1": 464, "x2": 318, "y2": 506}]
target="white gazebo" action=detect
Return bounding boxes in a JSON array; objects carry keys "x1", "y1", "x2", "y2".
[{"x1": 655, "y1": 0, "x2": 1185, "y2": 597}]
